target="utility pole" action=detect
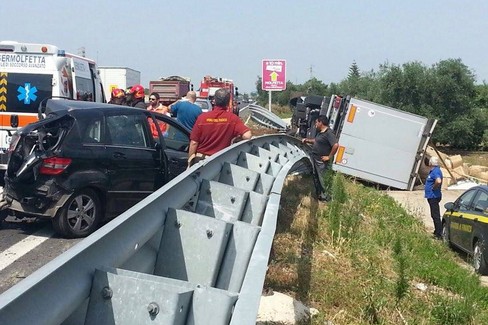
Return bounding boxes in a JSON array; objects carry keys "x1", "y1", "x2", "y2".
[{"x1": 309, "y1": 65, "x2": 314, "y2": 79}]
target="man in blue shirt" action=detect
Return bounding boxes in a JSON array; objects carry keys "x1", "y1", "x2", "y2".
[
  {"x1": 424, "y1": 156, "x2": 443, "y2": 239},
  {"x1": 168, "y1": 91, "x2": 202, "y2": 130}
]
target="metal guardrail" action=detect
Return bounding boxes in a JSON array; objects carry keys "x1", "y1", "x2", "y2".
[
  {"x1": 0, "y1": 134, "x2": 313, "y2": 325},
  {"x1": 247, "y1": 104, "x2": 289, "y2": 131}
]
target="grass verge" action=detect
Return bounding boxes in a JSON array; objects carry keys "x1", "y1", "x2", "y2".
[{"x1": 265, "y1": 173, "x2": 488, "y2": 324}]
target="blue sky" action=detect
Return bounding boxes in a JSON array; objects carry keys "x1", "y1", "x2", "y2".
[{"x1": 3, "y1": 0, "x2": 488, "y2": 93}]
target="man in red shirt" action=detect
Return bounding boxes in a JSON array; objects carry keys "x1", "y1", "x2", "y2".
[{"x1": 188, "y1": 88, "x2": 251, "y2": 166}]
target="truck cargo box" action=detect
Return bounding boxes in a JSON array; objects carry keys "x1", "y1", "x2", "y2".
[
  {"x1": 332, "y1": 98, "x2": 437, "y2": 190},
  {"x1": 99, "y1": 67, "x2": 141, "y2": 97},
  {"x1": 149, "y1": 77, "x2": 190, "y2": 105}
]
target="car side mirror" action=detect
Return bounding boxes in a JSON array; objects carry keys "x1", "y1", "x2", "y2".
[{"x1": 444, "y1": 202, "x2": 455, "y2": 212}]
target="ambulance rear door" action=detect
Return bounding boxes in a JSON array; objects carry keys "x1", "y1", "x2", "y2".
[
  {"x1": 0, "y1": 72, "x2": 52, "y2": 152},
  {"x1": 70, "y1": 57, "x2": 95, "y2": 101}
]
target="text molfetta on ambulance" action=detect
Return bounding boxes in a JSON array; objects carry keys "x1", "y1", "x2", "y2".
[{"x1": 0, "y1": 54, "x2": 47, "y2": 68}]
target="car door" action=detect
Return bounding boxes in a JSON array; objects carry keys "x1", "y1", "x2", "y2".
[
  {"x1": 104, "y1": 110, "x2": 163, "y2": 216},
  {"x1": 449, "y1": 189, "x2": 477, "y2": 251},
  {"x1": 148, "y1": 113, "x2": 190, "y2": 181},
  {"x1": 470, "y1": 189, "x2": 488, "y2": 250}
]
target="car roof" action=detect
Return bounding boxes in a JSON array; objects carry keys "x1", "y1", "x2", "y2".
[
  {"x1": 45, "y1": 99, "x2": 136, "y2": 114},
  {"x1": 24, "y1": 99, "x2": 190, "y2": 135},
  {"x1": 475, "y1": 185, "x2": 488, "y2": 191},
  {"x1": 461, "y1": 185, "x2": 488, "y2": 194}
]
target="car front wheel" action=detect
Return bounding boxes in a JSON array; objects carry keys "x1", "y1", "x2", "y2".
[
  {"x1": 442, "y1": 222, "x2": 451, "y2": 248},
  {"x1": 53, "y1": 188, "x2": 102, "y2": 238},
  {"x1": 473, "y1": 240, "x2": 488, "y2": 275}
]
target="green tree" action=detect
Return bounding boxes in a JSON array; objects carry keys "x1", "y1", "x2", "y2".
[
  {"x1": 275, "y1": 81, "x2": 299, "y2": 106},
  {"x1": 342, "y1": 61, "x2": 360, "y2": 97},
  {"x1": 301, "y1": 77, "x2": 328, "y2": 96},
  {"x1": 429, "y1": 59, "x2": 477, "y2": 147},
  {"x1": 255, "y1": 76, "x2": 268, "y2": 105},
  {"x1": 348, "y1": 61, "x2": 360, "y2": 79},
  {"x1": 430, "y1": 59, "x2": 476, "y2": 117},
  {"x1": 373, "y1": 61, "x2": 432, "y2": 115},
  {"x1": 474, "y1": 83, "x2": 488, "y2": 109},
  {"x1": 474, "y1": 84, "x2": 488, "y2": 149}
]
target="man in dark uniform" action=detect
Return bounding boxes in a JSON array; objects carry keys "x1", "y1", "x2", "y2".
[
  {"x1": 126, "y1": 85, "x2": 147, "y2": 109},
  {"x1": 188, "y1": 88, "x2": 251, "y2": 167},
  {"x1": 302, "y1": 115, "x2": 339, "y2": 201}
]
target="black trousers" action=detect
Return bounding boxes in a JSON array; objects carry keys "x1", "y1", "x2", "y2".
[
  {"x1": 313, "y1": 159, "x2": 331, "y2": 199},
  {"x1": 428, "y1": 197, "x2": 442, "y2": 237}
]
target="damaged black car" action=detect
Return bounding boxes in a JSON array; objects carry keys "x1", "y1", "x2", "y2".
[{"x1": 1, "y1": 100, "x2": 190, "y2": 237}]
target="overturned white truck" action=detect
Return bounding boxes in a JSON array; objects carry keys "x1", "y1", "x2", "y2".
[{"x1": 290, "y1": 95, "x2": 437, "y2": 190}]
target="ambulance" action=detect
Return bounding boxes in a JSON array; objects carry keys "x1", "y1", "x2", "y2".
[{"x1": 0, "y1": 41, "x2": 105, "y2": 169}]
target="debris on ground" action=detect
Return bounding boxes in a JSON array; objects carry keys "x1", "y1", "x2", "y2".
[
  {"x1": 418, "y1": 146, "x2": 488, "y2": 188},
  {"x1": 256, "y1": 291, "x2": 319, "y2": 325}
]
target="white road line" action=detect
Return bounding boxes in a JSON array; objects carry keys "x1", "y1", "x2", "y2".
[{"x1": 0, "y1": 227, "x2": 54, "y2": 272}]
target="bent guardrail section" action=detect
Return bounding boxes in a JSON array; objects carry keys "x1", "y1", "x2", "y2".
[
  {"x1": 0, "y1": 134, "x2": 313, "y2": 325},
  {"x1": 247, "y1": 104, "x2": 289, "y2": 131}
]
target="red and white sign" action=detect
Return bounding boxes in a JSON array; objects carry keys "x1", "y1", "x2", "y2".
[{"x1": 262, "y1": 59, "x2": 286, "y2": 91}]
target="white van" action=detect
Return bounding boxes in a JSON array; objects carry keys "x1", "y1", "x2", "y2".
[{"x1": 0, "y1": 41, "x2": 105, "y2": 169}]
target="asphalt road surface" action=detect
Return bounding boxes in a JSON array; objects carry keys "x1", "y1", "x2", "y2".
[
  {"x1": 0, "y1": 215, "x2": 82, "y2": 294},
  {"x1": 0, "y1": 184, "x2": 83, "y2": 294}
]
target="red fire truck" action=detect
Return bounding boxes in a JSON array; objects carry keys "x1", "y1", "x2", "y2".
[{"x1": 197, "y1": 75, "x2": 239, "y2": 115}]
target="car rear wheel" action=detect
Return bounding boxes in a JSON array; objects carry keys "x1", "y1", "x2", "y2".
[
  {"x1": 473, "y1": 240, "x2": 488, "y2": 275},
  {"x1": 53, "y1": 188, "x2": 101, "y2": 238}
]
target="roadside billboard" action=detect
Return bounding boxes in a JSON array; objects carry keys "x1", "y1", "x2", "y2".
[{"x1": 262, "y1": 59, "x2": 286, "y2": 91}]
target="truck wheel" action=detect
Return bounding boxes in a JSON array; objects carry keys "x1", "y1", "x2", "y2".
[
  {"x1": 53, "y1": 189, "x2": 101, "y2": 238},
  {"x1": 473, "y1": 240, "x2": 488, "y2": 275}
]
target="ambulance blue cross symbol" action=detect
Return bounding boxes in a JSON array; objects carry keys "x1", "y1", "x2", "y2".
[{"x1": 17, "y1": 83, "x2": 38, "y2": 104}]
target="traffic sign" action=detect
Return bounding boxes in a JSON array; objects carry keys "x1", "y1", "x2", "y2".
[{"x1": 262, "y1": 59, "x2": 286, "y2": 91}]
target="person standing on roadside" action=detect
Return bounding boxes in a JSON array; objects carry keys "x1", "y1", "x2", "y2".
[
  {"x1": 168, "y1": 91, "x2": 202, "y2": 130},
  {"x1": 301, "y1": 115, "x2": 339, "y2": 201},
  {"x1": 188, "y1": 88, "x2": 251, "y2": 167},
  {"x1": 147, "y1": 92, "x2": 170, "y2": 138},
  {"x1": 425, "y1": 156, "x2": 443, "y2": 239}
]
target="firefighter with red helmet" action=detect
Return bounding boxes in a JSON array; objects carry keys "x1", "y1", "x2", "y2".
[
  {"x1": 108, "y1": 88, "x2": 126, "y2": 105},
  {"x1": 126, "y1": 84, "x2": 147, "y2": 109}
]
